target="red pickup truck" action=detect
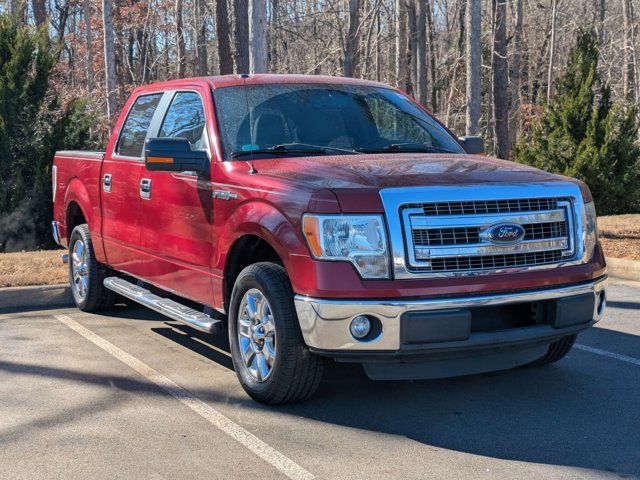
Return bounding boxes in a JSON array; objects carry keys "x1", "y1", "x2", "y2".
[{"x1": 52, "y1": 74, "x2": 607, "y2": 404}]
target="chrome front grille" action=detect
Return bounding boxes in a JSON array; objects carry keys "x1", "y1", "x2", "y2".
[
  {"x1": 401, "y1": 197, "x2": 576, "y2": 274},
  {"x1": 379, "y1": 184, "x2": 586, "y2": 280}
]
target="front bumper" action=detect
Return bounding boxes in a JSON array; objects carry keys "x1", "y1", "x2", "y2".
[{"x1": 294, "y1": 276, "x2": 607, "y2": 354}]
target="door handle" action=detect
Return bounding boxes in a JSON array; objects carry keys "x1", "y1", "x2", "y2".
[
  {"x1": 103, "y1": 174, "x2": 112, "y2": 193},
  {"x1": 140, "y1": 178, "x2": 151, "y2": 199}
]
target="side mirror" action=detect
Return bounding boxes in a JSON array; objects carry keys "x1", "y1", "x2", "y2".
[
  {"x1": 145, "y1": 138, "x2": 208, "y2": 173},
  {"x1": 458, "y1": 136, "x2": 485, "y2": 155}
]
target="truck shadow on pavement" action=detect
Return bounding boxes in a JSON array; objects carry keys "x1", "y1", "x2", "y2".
[
  {"x1": 63, "y1": 304, "x2": 639, "y2": 478},
  {"x1": 146, "y1": 313, "x2": 639, "y2": 479}
]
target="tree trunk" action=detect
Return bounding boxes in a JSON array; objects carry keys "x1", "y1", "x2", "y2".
[
  {"x1": 510, "y1": 0, "x2": 523, "y2": 144},
  {"x1": 249, "y1": 0, "x2": 268, "y2": 73},
  {"x1": 344, "y1": 0, "x2": 360, "y2": 77},
  {"x1": 10, "y1": 0, "x2": 27, "y2": 24},
  {"x1": 623, "y1": 0, "x2": 637, "y2": 103},
  {"x1": 83, "y1": 0, "x2": 94, "y2": 92},
  {"x1": 233, "y1": 0, "x2": 250, "y2": 73},
  {"x1": 175, "y1": 0, "x2": 186, "y2": 77},
  {"x1": 546, "y1": 0, "x2": 558, "y2": 101},
  {"x1": 216, "y1": 0, "x2": 233, "y2": 74},
  {"x1": 395, "y1": 0, "x2": 407, "y2": 88},
  {"x1": 407, "y1": 0, "x2": 418, "y2": 95},
  {"x1": 492, "y1": 0, "x2": 509, "y2": 159},
  {"x1": 31, "y1": 0, "x2": 47, "y2": 27},
  {"x1": 102, "y1": 0, "x2": 118, "y2": 120},
  {"x1": 596, "y1": 0, "x2": 605, "y2": 50},
  {"x1": 415, "y1": 0, "x2": 428, "y2": 105},
  {"x1": 465, "y1": 0, "x2": 481, "y2": 135},
  {"x1": 425, "y1": 0, "x2": 437, "y2": 110},
  {"x1": 195, "y1": 0, "x2": 208, "y2": 75}
]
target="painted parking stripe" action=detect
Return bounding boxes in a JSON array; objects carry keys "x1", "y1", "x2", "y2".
[
  {"x1": 54, "y1": 314, "x2": 314, "y2": 480},
  {"x1": 575, "y1": 343, "x2": 640, "y2": 367}
]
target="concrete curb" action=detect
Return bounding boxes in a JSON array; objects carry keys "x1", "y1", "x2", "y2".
[
  {"x1": 0, "y1": 284, "x2": 73, "y2": 312},
  {"x1": 606, "y1": 257, "x2": 640, "y2": 282}
]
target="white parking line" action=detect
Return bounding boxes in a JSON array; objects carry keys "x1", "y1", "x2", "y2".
[
  {"x1": 53, "y1": 314, "x2": 314, "y2": 480},
  {"x1": 575, "y1": 343, "x2": 640, "y2": 367}
]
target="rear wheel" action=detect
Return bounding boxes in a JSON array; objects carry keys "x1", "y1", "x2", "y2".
[
  {"x1": 229, "y1": 262, "x2": 323, "y2": 404},
  {"x1": 526, "y1": 334, "x2": 577, "y2": 367},
  {"x1": 68, "y1": 224, "x2": 115, "y2": 312}
]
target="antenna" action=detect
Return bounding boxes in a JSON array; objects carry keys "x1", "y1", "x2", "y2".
[{"x1": 241, "y1": 73, "x2": 257, "y2": 174}]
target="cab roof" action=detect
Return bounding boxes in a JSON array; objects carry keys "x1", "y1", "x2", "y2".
[{"x1": 134, "y1": 74, "x2": 395, "y2": 93}]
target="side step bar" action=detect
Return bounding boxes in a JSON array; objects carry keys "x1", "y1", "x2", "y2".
[{"x1": 103, "y1": 277, "x2": 223, "y2": 334}]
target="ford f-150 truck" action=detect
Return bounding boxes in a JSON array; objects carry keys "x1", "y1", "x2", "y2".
[{"x1": 52, "y1": 74, "x2": 607, "y2": 404}]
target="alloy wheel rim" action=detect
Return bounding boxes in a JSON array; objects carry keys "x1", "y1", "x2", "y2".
[
  {"x1": 237, "y1": 288, "x2": 276, "y2": 382},
  {"x1": 71, "y1": 239, "x2": 89, "y2": 300}
]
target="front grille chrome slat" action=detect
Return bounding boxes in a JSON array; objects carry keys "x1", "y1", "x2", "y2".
[{"x1": 401, "y1": 197, "x2": 575, "y2": 274}]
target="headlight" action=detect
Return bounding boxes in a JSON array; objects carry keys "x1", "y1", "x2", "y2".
[
  {"x1": 302, "y1": 214, "x2": 390, "y2": 279},
  {"x1": 584, "y1": 201, "x2": 598, "y2": 261}
]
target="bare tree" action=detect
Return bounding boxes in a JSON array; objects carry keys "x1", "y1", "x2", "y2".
[
  {"x1": 102, "y1": 0, "x2": 118, "y2": 120},
  {"x1": 31, "y1": 0, "x2": 46, "y2": 27},
  {"x1": 216, "y1": 0, "x2": 233, "y2": 74},
  {"x1": 395, "y1": 0, "x2": 407, "y2": 88},
  {"x1": 234, "y1": 0, "x2": 250, "y2": 73},
  {"x1": 466, "y1": 0, "x2": 481, "y2": 135},
  {"x1": 415, "y1": 0, "x2": 428, "y2": 105},
  {"x1": 249, "y1": 0, "x2": 267, "y2": 73},
  {"x1": 595, "y1": 0, "x2": 605, "y2": 49},
  {"x1": 195, "y1": 0, "x2": 208, "y2": 76},
  {"x1": 492, "y1": 0, "x2": 509, "y2": 159},
  {"x1": 344, "y1": 0, "x2": 360, "y2": 77},
  {"x1": 83, "y1": 0, "x2": 94, "y2": 92},
  {"x1": 547, "y1": 0, "x2": 558, "y2": 101},
  {"x1": 425, "y1": 0, "x2": 437, "y2": 110},
  {"x1": 622, "y1": 0, "x2": 637, "y2": 103},
  {"x1": 175, "y1": 0, "x2": 186, "y2": 77},
  {"x1": 511, "y1": 0, "x2": 523, "y2": 144}
]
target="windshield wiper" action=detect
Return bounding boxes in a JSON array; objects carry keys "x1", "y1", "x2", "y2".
[
  {"x1": 356, "y1": 143, "x2": 460, "y2": 154},
  {"x1": 231, "y1": 143, "x2": 361, "y2": 158}
]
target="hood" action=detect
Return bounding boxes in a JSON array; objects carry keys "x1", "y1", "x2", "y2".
[{"x1": 253, "y1": 153, "x2": 564, "y2": 190}]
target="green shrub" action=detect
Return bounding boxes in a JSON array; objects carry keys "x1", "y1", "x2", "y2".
[
  {"x1": 0, "y1": 14, "x2": 100, "y2": 252},
  {"x1": 516, "y1": 29, "x2": 640, "y2": 215}
]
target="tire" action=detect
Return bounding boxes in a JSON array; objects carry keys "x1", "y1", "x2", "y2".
[
  {"x1": 228, "y1": 262, "x2": 323, "y2": 404},
  {"x1": 68, "y1": 224, "x2": 116, "y2": 312},
  {"x1": 526, "y1": 334, "x2": 577, "y2": 367}
]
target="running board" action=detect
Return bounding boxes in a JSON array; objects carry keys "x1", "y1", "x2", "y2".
[{"x1": 103, "y1": 277, "x2": 222, "y2": 334}]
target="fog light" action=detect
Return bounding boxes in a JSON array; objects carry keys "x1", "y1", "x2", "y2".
[{"x1": 350, "y1": 315, "x2": 371, "y2": 339}]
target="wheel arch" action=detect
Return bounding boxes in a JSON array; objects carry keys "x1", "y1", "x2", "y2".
[{"x1": 223, "y1": 234, "x2": 283, "y2": 312}]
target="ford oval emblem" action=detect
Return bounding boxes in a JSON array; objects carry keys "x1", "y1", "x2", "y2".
[{"x1": 486, "y1": 223, "x2": 526, "y2": 244}]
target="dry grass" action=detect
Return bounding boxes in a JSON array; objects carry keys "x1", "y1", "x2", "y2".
[
  {"x1": 0, "y1": 249, "x2": 67, "y2": 288},
  {"x1": 0, "y1": 215, "x2": 638, "y2": 288},
  {"x1": 598, "y1": 214, "x2": 640, "y2": 261}
]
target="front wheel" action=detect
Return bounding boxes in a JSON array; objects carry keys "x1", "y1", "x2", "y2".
[
  {"x1": 68, "y1": 224, "x2": 115, "y2": 312},
  {"x1": 228, "y1": 262, "x2": 323, "y2": 404}
]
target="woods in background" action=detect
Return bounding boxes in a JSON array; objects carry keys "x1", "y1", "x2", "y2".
[
  {"x1": 1, "y1": 0, "x2": 639, "y2": 154},
  {"x1": 0, "y1": 0, "x2": 639, "y2": 251}
]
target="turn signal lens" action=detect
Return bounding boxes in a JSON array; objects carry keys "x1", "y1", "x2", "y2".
[{"x1": 302, "y1": 215, "x2": 323, "y2": 257}]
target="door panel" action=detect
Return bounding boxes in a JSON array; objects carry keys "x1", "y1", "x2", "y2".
[
  {"x1": 101, "y1": 92, "x2": 163, "y2": 275},
  {"x1": 138, "y1": 90, "x2": 214, "y2": 305}
]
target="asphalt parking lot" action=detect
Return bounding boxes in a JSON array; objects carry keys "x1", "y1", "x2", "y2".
[{"x1": 1, "y1": 280, "x2": 638, "y2": 480}]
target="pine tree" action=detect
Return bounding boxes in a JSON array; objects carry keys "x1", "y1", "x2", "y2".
[
  {"x1": 516, "y1": 29, "x2": 640, "y2": 215},
  {"x1": 0, "y1": 14, "x2": 98, "y2": 251}
]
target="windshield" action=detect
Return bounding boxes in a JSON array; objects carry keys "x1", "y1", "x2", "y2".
[{"x1": 212, "y1": 83, "x2": 464, "y2": 159}]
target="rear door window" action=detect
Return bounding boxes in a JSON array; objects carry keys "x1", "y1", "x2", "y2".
[
  {"x1": 158, "y1": 92, "x2": 207, "y2": 150},
  {"x1": 116, "y1": 93, "x2": 163, "y2": 157}
]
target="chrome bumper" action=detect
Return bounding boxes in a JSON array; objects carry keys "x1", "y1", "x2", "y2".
[{"x1": 294, "y1": 276, "x2": 607, "y2": 352}]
